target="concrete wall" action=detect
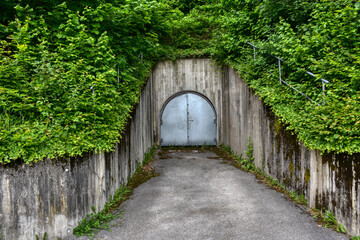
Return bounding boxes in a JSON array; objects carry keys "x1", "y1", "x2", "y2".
[
  {"x1": 151, "y1": 60, "x2": 359, "y2": 235},
  {"x1": 0, "y1": 79, "x2": 154, "y2": 240},
  {"x1": 221, "y1": 65, "x2": 360, "y2": 236},
  {"x1": 1, "y1": 58, "x2": 359, "y2": 238},
  {"x1": 151, "y1": 59, "x2": 224, "y2": 145}
]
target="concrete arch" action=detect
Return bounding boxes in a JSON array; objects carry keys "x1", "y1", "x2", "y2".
[
  {"x1": 160, "y1": 91, "x2": 216, "y2": 118},
  {"x1": 160, "y1": 91, "x2": 217, "y2": 146},
  {"x1": 151, "y1": 59, "x2": 223, "y2": 145}
]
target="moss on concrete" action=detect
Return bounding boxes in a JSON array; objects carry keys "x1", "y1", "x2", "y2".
[
  {"x1": 289, "y1": 162, "x2": 294, "y2": 179},
  {"x1": 305, "y1": 168, "x2": 311, "y2": 184}
]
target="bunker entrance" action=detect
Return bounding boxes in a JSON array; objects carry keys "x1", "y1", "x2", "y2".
[{"x1": 160, "y1": 92, "x2": 217, "y2": 146}]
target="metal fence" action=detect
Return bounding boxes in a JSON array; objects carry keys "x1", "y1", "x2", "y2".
[{"x1": 247, "y1": 42, "x2": 329, "y2": 106}]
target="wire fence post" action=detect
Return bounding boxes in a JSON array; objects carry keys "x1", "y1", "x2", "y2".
[
  {"x1": 321, "y1": 79, "x2": 329, "y2": 95},
  {"x1": 247, "y1": 42, "x2": 257, "y2": 64},
  {"x1": 321, "y1": 79, "x2": 329, "y2": 105},
  {"x1": 117, "y1": 63, "x2": 120, "y2": 88},
  {"x1": 253, "y1": 46, "x2": 256, "y2": 61},
  {"x1": 90, "y1": 84, "x2": 95, "y2": 104},
  {"x1": 90, "y1": 85, "x2": 95, "y2": 95},
  {"x1": 115, "y1": 58, "x2": 125, "y2": 90},
  {"x1": 306, "y1": 71, "x2": 330, "y2": 105},
  {"x1": 276, "y1": 57, "x2": 283, "y2": 85},
  {"x1": 138, "y1": 52, "x2": 143, "y2": 63}
]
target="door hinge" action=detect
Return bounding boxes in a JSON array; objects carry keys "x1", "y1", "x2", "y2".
[
  {"x1": 160, "y1": 138, "x2": 163, "y2": 144},
  {"x1": 214, "y1": 119, "x2": 217, "y2": 124}
]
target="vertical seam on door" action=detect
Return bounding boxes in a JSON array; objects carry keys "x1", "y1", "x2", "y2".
[{"x1": 186, "y1": 93, "x2": 189, "y2": 145}]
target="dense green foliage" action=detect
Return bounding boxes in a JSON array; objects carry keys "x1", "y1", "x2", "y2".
[
  {"x1": 0, "y1": 0, "x2": 177, "y2": 163},
  {"x1": 212, "y1": 0, "x2": 360, "y2": 154},
  {"x1": 1, "y1": 0, "x2": 360, "y2": 164}
]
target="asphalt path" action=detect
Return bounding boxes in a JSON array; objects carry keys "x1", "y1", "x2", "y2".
[{"x1": 65, "y1": 148, "x2": 348, "y2": 240}]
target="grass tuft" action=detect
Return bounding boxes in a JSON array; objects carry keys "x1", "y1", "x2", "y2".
[{"x1": 73, "y1": 145, "x2": 158, "y2": 238}]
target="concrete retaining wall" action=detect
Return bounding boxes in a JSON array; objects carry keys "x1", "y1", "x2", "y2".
[
  {"x1": 0, "y1": 79, "x2": 154, "y2": 240},
  {"x1": 221, "y1": 65, "x2": 360, "y2": 236},
  {"x1": 151, "y1": 60, "x2": 359, "y2": 235},
  {"x1": 1, "y1": 59, "x2": 359, "y2": 238}
]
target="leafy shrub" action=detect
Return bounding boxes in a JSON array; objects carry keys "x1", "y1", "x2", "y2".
[
  {"x1": 0, "y1": 1, "x2": 179, "y2": 164},
  {"x1": 212, "y1": 0, "x2": 360, "y2": 154},
  {"x1": 1, "y1": 0, "x2": 360, "y2": 164}
]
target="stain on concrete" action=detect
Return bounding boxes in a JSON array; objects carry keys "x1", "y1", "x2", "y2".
[
  {"x1": 1, "y1": 59, "x2": 360, "y2": 239},
  {"x1": 0, "y1": 77, "x2": 155, "y2": 240},
  {"x1": 221, "y1": 64, "x2": 360, "y2": 236}
]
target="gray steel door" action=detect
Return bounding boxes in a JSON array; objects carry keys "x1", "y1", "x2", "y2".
[{"x1": 161, "y1": 93, "x2": 216, "y2": 146}]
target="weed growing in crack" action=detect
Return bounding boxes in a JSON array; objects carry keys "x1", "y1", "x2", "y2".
[
  {"x1": 289, "y1": 191, "x2": 307, "y2": 205},
  {"x1": 35, "y1": 232, "x2": 48, "y2": 240},
  {"x1": 35, "y1": 233, "x2": 61, "y2": 240},
  {"x1": 73, "y1": 145, "x2": 158, "y2": 238},
  {"x1": 322, "y1": 209, "x2": 347, "y2": 233},
  {"x1": 245, "y1": 136, "x2": 254, "y2": 163},
  {"x1": 220, "y1": 138, "x2": 256, "y2": 172},
  {"x1": 220, "y1": 144, "x2": 349, "y2": 236},
  {"x1": 312, "y1": 208, "x2": 346, "y2": 233},
  {"x1": 73, "y1": 186, "x2": 130, "y2": 238},
  {"x1": 221, "y1": 144, "x2": 311, "y2": 206}
]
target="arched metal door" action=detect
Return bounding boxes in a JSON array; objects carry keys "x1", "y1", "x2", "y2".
[{"x1": 161, "y1": 93, "x2": 217, "y2": 146}]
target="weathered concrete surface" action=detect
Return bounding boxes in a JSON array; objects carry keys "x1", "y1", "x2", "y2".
[
  {"x1": 64, "y1": 149, "x2": 348, "y2": 240},
  {"x1": 1, "y1": 58, "x2": 359, "y2": 238},
  {"x1": 0, "y1": 79, "x2": 154, "y2": 240},
  {"x1": 152, "y1": 59, "x2": 360, "y2": 235},
  {"x1": 151, "y1": 59, "x2": 223, "y2": 145},
  {"x1": 221, "y1": 65, "x2": 360, "y2": 236}
]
